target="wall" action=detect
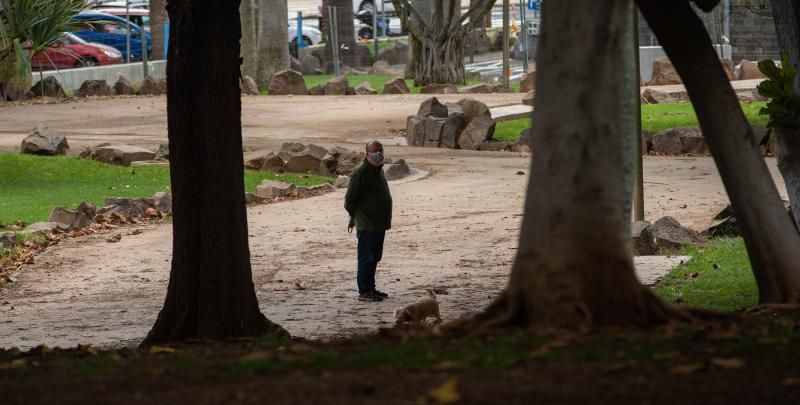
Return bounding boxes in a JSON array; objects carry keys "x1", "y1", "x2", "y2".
[{"x1": 30, "y1": 60, "x2": 167, "y2": 93}]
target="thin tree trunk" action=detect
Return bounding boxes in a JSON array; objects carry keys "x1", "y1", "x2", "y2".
[
  {"x1": 143, "y1": 0, "x2": 286, "y2": 345},
  {"x1": 256, "y1": 0, "x2": 288, "y2": 90},
  {"x1": 149, "y1": 0, "x2": 167, "y2": 60},
  {"x1": 471, "y1": 0, "x2": 682, "y2": 330},
  {"x1": 638, "y1": 0, "x2": 800, "y2": 304},
  {"x1": 770, "y1": 0, "x2": 800, "y2": 230},
  {"x1": 240, "y1": 0, "x2": 259, "y2": 80}
]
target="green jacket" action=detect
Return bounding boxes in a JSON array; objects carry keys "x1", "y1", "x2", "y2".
[{"x1": 344, "y1": 161, "x2": 393, "y2": 231}]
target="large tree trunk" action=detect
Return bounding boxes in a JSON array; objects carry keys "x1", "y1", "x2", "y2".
[
  {"x1": 240, "y1": 0, "x2": 259, "y2": 80},
  {"x1": 770, "y1": 0, "x2": 800, "y2": 230},
  {"x1": 149, "y1": 0, "x2": 167, "y2": 60},
  {"x1": 143, "y1": 0, "x2": 286, "y2": 345},
  {"x1": 393, "y1": 0, "x2": 495, "y2": 85},
  {"x1": 324, "y1": 0, "x2": 357, "y2": 71},
  {"x1": 638, "y1": 0, "x2": 800, "y2": 303},
  {"x1": 256, "y1": 0, "x2": 289, "y2": 90},
  {"x1": 472, "y1": 0, "x2": 682, "y2": 330}
]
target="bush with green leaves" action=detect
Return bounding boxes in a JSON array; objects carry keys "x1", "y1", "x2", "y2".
[{"x1": 757, "y1": 54, "x2": 800, "y2": 133}]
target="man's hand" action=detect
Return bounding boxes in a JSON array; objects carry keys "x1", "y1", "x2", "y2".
[{"x1": 348, "y1": 216, "x2": 355, "y2": 233}]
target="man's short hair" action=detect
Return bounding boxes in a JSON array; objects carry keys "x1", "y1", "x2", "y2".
[{"x1": 366, "y1": 140, "x2": 382, "y2": 151}]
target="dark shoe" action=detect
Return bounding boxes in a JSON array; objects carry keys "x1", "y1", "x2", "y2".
[
  {"x1": 358, "y1": 292, "x2": 383, "y2": 302},
  {"x1": 372, "y1": 289, "x2": 389, "y2": 298}
]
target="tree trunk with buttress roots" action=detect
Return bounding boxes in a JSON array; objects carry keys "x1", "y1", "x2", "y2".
[
  {"x1": 143, "y1": 0, "x2": 286, "y2": 345},
  {"x1": 638, "y1": 0, "x2": 800, "y2": 303},
  {"x1": 770, "y1": 0, "x2": 800, "y2": 231},
  {"x1": 393, "y1": 0, "x2": 495, "y2": 85},
  {"x1": 469, "y1": 0, "x2": 687, "y2": 330}
]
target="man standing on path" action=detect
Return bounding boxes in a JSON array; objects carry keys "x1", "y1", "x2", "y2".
[{"x1": 345, "y1": 140, "x2": 393, "y2": 302}]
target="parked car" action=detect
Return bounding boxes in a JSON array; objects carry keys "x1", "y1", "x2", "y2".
[
  {"x1": 354, "y1": 0, "x2": 394, "y2": 14},
  {"x1": 90, "y1": 1, "x2": 149, "y2": 9},
  {"x1": 288, "y1": 23, "x2": 322, "y2": 46},
  {"x1": 30, "y1": 33, "x2": 122, "y2": 69},
  {"x1": 71, "y1": 13, "x2": 151, "y2": 61},
  {"x1": 92, "y1": 8, "x2": 151, "y2": 32}
]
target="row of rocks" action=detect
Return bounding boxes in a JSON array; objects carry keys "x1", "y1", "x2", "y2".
[
  {"x1": 27, "y1": 75, "x2": 167, "y2": 99},
  {"x1": 245, "y1": 143, "x2": 413, "y2": 180},
  {"x1": 267, "y1": 70, "x2": 387, "y2": 96},
  {"x1": 632, "y1": 216, "x2": 708, "y2": 255},
  {"x1": 642, "y1": 126, "x2": 774, "y2": 156},
  {"x1": 247, "y1": 181, "x2": 336, "y2": 203},
  {"x1": 332, "y1": 158, "x2": 411, "y2": 190},
  {"x1": 405, "y1": 97, "x2": 511, "y2": 151},
  {"x1": 648, "y1": 57, "x2": 767, "y2": 86},
  {"x1": 641, "y1": 87, "x2": 765, "y2": 104}
]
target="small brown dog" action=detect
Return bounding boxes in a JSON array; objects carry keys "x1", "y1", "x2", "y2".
[{"x1": 394, "y1": 289, "x2": 442, "y2": 325}]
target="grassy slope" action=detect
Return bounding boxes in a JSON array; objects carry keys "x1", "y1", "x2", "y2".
[
  {"x1": 493, "y1": 102, "x2": 768, "y2": 142},
  {"x1": 0, "y1": 154, "x2": 331, "y2": 227}
]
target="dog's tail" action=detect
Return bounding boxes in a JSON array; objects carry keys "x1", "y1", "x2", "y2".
[{"x1": 424, "y1": 288, "x2": 436, "y2": 300}]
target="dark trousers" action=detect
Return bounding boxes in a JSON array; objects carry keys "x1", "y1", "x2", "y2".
[{"x1": 356, "y1": 230, "x2": 385, "y2": 294}]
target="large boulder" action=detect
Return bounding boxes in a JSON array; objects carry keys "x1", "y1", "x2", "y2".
[
  {"x1": 441, "y1": 113, "x2": 467, "y2": 149},
  {"x1": 337, "y1": 151, "x2": 365, "y2": 175},
  {"x1": 113, "y1": 75, "x2": 135, "y2": 95},
  {"x1": 384, "y1": 159, "x2": 411, "y2": 181},
  {"x1": 278, "y1": 142, "x2": 306, "y2": 162},
  {"x1": 77, "y1": 80, "x2": 112, "y2": 97},
  {"x1": 406, "y1": 115, "x2": 425, "y2": 147},
  {"x1": 335, "y1": 175, "x2": 350, "y2": 188},
  {"x1": 92, "y1": 144, "x2": 157, "y2": 166},
  {"x1": 370, "y1": 61, "x2": 394, "y2": 75},
  {"x1": 519, "y1": 71, "x2": 535, "y2": 93},
  {"x1": 522, "y1": 90, "x2": 534, "y2": 106},
  {"x1": 153, "y1": 192, "x2": 172, "y2": 213},
  {"x1": 651, "y1": 216, "x2": 708, "y2": 250},
  {"x1": 246, "y1": 152, "x2": 285, "y2": 171},
  {"x1": 648, "y1": 57, "x2": 681, "y2": 85},
  {"x1": 138, "y1": 76, "x2": 166, "y2": 95},
  {"x1": 285, "y1": 144, "x2": 328, "y2": 173},
  {"x1": 460, "y1": 83, "x2": 494, "y2": 94},
  {"x1": 0, "y1": 232, "x2": 16, "y2": 249},
  {"x1": 97, "y1": 197, "x2": 156, "y2": 217},
  {"x1": 269, "y1": 70, "x2": 308, "y2": 95},
  {"x1": 417, "y1": 97, "x2": 448, "y2": 118},
  {"x1": 420, "y1": 83, "x2": 459, "y2": 94},
  {"x1": 309, "y1": 84, "x2": 324, "y2": 95},
  {"x1": 737, "y1": 59, "x2": 765, "y2": 80},
  {"x1": 377, "y1": 40, "x2": 409, "y2": 65},
  {"x1": 641, "y1": 88, "x2": 677, "y2": 104},
  {"x1": 478, "y1": 140, "x2": 512, "y2": 151},
  {"x1": 300, "y1": 55, "x2": 323, "y2": 75},
  {"x1": 458, "y1": 115, "x2": 496, "y2": 150},
  {"x1": 323, "y1": 74, "x2": 351, "y2": 95},
  {"x1": 319, "y1": 153, "x2": 339, "y2": 176},
  {"x1": 651, "y1": 127, "x2": 707, "y2": 155},
  {"x1": 48, "y1": 207, "x2": 90, "y2": 229},
  {"x1": 240, "y1": 75, "x2": 260, "y2": 95},
  {"x1": 423, "y1": 117, "x2": 446, "y2": 147},
  {"x1": 29, "y1": 76, "x2": 66, "y2": 98},
  {"x1": 456, "y1": 98, "x2": 492, "y2": 123},
  {"x1": 354, "y1": 81, "x2": 378, "y2": 95},
  {"x1": 255, "y1": 180, "x2": 296, "y2": 198},
  {"x1": 383, "y1": 77, "x2": 410, "y2": 94},
  {"x1": 632, "y1": 221, "x2": 657, "y2": 255},
  {"x1": 20, "y1": 125, "x2": 69, "y2": 156},
  {"x1": 76, "y1": 201, "x2": 97, "y2": 221}
]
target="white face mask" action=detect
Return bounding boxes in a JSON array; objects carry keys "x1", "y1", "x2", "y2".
[{"x1": 369, "y1": 151, "x2": 385, "y2": 165}]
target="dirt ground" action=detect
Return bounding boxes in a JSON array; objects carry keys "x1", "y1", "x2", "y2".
[{"x1": 0, "y1": 95, "x2": 789, "y2": 350}]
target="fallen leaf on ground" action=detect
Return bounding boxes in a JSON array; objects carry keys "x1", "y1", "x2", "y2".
[
  {"x1": 294, "y1": 280, "x2": 307, "y2": 290},
  {"x1": 669, "y1": 362, "x2": 705, "y2": 375},
  {"x1": 106, "y1": 234, "x2": 122, "y2": 243},
  {"x1": 149, "y1": 346, "x2": 175, "y2": 354},
  {"x1": 711, "y1": 357, "x2": 745, "y2": 369},
  {"x1": 516, "y1": 171, "x2": 525, "y2": 175},
  {"x1": 432, "y1": 287, "x2": 449, "y2": 295},
  {"x1": 129, "y1": 229, "x2": 143, "y2": 236},
  {"x1": 423, "y1": 378, "x2": 460, "y2": 404},
  {"x1": 293, "y1": 227, "x2": 305, "y2": 232}
]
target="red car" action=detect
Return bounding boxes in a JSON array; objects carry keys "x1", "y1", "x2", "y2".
[{"x1": 30, "y1": 33, "x2": 122, "y2": 70}]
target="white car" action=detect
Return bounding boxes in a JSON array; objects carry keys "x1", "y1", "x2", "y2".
[
  {"x1": 288, "y1": 24, "x2": 322, "y2": 46},
  {"x1": 354, "y1": 0, "x2": 395, "y2": 14}
]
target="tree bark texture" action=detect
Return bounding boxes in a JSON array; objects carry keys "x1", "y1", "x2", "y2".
[
  {"x1": 143, "y1": 0, "x2": 285, "y2": 345},
  {"x1": 240, "y1": 0, "x2": 259, "y2": 80},
  {"x1": 639, "y1": 0, "x2": 800, "y2": 303},
  {"x1": 770, "y1": 0, "x2": 800, "y2": 231},
  {"x1": 472, "y1": 0, "x2": 682, "y2": 330},
  {"x1": 256, "y1": 0, "x2": 289, "y2": 89},
  {"x1": 393, "y1": 0, "x2": 496, "y2": 85},
  {"x1": 325, "y1": 0, "x2": 357, "y2": 69},
  {"x1": 150, "y1": 0, "x2": 168, "y2": 60}
]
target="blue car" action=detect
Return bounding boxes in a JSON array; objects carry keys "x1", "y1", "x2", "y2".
[{"x1": 71, "y1": 13, "x2": 151, "y2": 61}]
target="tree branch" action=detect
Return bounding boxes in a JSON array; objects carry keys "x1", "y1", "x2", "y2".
[
  {"x1": 391, "y1": 0, "x2": 429, "y2": 40},
  {"x1": 450, "y1": 0, "x2": 496, "y2": 35}
]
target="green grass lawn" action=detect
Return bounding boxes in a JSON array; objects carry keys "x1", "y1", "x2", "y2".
[
  {"x1": 298, "y1": 74, "x2": 487, "y2": 95},
  {"x1": 653, "y1": 237, "x2": 757, "y2": 312},
  {"x1": 0, "y1": 154, "x2": 331, "y2": 228},
  {"x1": 493, "y1": 102, "x2": 768, "y2": 143}
]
